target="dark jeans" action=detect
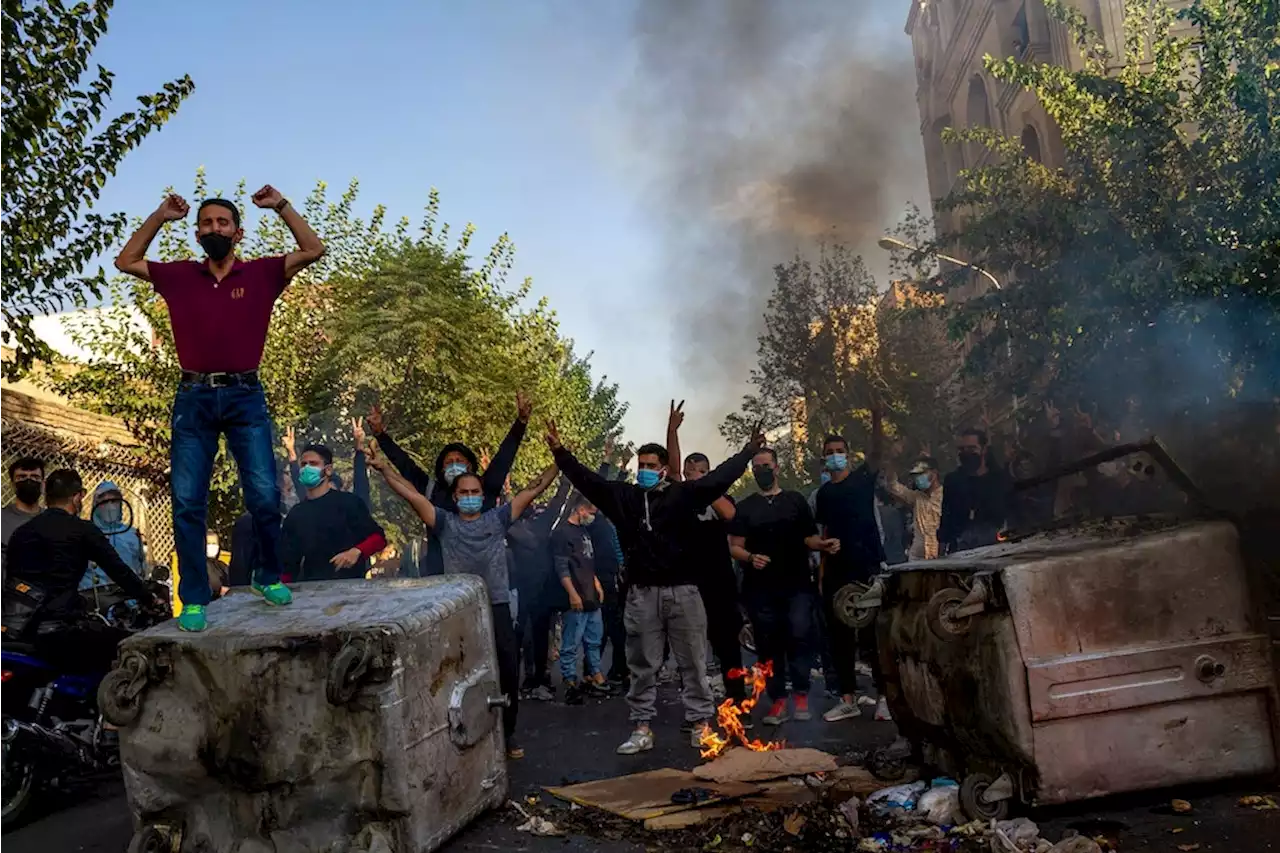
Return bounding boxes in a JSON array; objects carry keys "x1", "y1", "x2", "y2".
[
  {"x1": 747, "y1": 588, "x2": 815, "y2": 700},
  {"x1": 602, "y1": 599, "x2": 628, "y2": 680},
  {"x1": 822, "y1": 576, "x2": 880, "y2": 697},
  {"x1": 522, "y1": 596, "x2": 556, "y2": 689},
  {"x1": 700, "y1": 585, "x2": 746, "y2": 701},
  {"x1": 492, "y1": 603, "x2": 519, "y2": 742},
  {"x1": 171, "y1": 382, "x2": 281, "y2": 607}
]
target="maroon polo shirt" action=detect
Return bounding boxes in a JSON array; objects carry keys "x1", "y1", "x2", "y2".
[{"x1": 149, "y1": 256, "x2": 288, "y2": 374}]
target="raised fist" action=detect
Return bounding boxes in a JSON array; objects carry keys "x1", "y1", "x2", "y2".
[{"x1": 157, "y1": 194, "x2": 189, "y2": 222}]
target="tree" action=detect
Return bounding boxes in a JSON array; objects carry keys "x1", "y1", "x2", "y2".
[
  {"x1": 721, "y1": 244, "x2": 954, "y2": 488},
  {"x1": 2, "y1": 0, "x2": 193, "y2": 375},
  {"x1": 911, "y1": 0, "x2": 1280, "y2": 508},
  {"x1": 49, "y1": 174, "x2": 627, "y2": 539}
]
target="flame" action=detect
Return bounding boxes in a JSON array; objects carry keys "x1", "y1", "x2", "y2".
[
  {"x1": 996, "y1": 530, "x2": 1009, "y2": 542},
  {"x1": 698, "y1": 661, "x2": 787, "y2": 759}
]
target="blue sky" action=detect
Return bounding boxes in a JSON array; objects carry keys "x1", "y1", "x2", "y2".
[{"x1": 88, "y1": 0, "x2": 922, "y2": 456}]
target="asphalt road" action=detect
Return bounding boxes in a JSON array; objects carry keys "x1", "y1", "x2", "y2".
[{"x1": 5, "y1": 675, "x2": 1277, "y2": 852}]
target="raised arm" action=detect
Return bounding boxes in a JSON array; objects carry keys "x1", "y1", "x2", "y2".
[
  {"x1": 250, "y1": 185, "x2": 325, "y2": 281},
  {"x1": 366, "y1": 404, "x2": 432, "y2": 495},
  {"x1": 351, "y1": 418, "x2": 371, "y2": 510},
  {"x1": 534, "y1": 475, "x2": 575, "y2": 536},
  {"x1": 666, "y1": 400, "x2": 685, "y2": 482},
  {"x1": 511, "y1": 464, "x2": 559, "y2": 521},
  {"x1": 114, "y1": 194, "x2": 189, "y2": 281},
  {"x1": 547, "y1": 420, "x2": 623, "y2": 521},
  {"x1": 683, "y1": 422, "x2": 766, "y2": 508},
  {"x1": 368, "y1": 439, "x2": 437, "y2": 528},
  {"x1": 483, "y1": 392, "x2": 532, "y2": 497}
]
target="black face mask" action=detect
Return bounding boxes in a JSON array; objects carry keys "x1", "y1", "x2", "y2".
[
  {"x1": 13, "y1": 480, "x2": 41, "y2": 505},
  {"x1": 198, "y1": 232, "x2": 234, "y2": 261},
  {"x1": 752, "y1": 466, "x2": 776, "y2": 490},
  {"x1": 958, "y1": 452, "x2": 982, "y2": 473}
]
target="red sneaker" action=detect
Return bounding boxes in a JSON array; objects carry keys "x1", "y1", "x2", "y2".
[
  {"x1": 763, "y1": 698, "x2": 790, "y2": 726},
  {"x1": 793, "y1": 693, "x2": 811, "y2": 721}
]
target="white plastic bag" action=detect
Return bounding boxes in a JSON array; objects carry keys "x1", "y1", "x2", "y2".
[
  {"x1": 866, "y1": 780, "x2": 927, "y2": 812},
  {"x1": 916, "y1": 779, "x2": 960, "y2": 825}
]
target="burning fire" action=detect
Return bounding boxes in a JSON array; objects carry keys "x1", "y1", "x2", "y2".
[{"x1": 698, "y1": 661, "x2": 787, "y2": 759}]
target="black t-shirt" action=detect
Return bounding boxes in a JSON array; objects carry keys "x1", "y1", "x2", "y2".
[
  {"x1": 729, "y1": 491, "x2": 816, "y2": 595},
  {"x1": 279, "y1": 490, "x2": 384, "y2": 582},
  {"x1": 815, "y1": 466, "x2": 885, "y2": 582},
  {"x1": 552, "y1": 523, "x2": 600, "y2": 611},
  {"x1": 689, "y1": 496, "x2": 736, "y2": 592}
]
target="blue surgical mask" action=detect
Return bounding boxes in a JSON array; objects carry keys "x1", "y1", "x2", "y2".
[
  {"x1": 444, "y1": 462, "x2": 469, "y2": 484},
  {"x1": 913, "y1": 473, "x2": 933, "y2": 491},
  {"x1": 824, "y1": 453, "x2": 848, "y2": 472},
  {"x1": 298, "y1": 464, "x2": 325, "y2": 488},
  {"x1": 636, "y1": 469, "x2": 662, "y2": 489},
  {"x1": 457, "y1": 495, "x2": 484, "y2": 514}
]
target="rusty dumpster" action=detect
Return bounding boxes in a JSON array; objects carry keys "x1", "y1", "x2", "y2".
[
  {"x1": 100, "y1": 576, "x2": 508, "y2": 853},
  {"x1": 853, "y1": 516, "x2": 1278, "y2": 820}
]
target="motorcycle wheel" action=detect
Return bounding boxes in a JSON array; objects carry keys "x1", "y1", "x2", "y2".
[{"x1": 2, "y1": 739, "x2": 39, "y2": 829}]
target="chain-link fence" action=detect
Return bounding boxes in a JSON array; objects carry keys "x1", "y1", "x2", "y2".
[{"x1": 1, "y1": 418, "x2": 173, "y2": 567}]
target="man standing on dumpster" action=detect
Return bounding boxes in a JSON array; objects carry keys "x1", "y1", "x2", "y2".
[
  {"x1": 115, "y1": 187, "x2": 326, "y2": 632},
  {"x1": 545, "y1": 415, "x2": 766, "y2": 756}
]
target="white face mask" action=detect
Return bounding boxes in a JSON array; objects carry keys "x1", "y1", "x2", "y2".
[{"x1": 206, "y1": 543, "x2": 221, "y2": 559}]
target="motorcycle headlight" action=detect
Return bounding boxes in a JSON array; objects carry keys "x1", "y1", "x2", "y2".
[{"x1": 2, "y1": 717, "x2": 20, "y2": 742}]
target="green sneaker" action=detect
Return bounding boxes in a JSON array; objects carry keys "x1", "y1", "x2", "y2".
[
  {"x1": 177, "y1": 605, "x2": 207, "y2": 632},
  {"x1": 252, "y1": 581, "x2": 293, "y2": 607}
]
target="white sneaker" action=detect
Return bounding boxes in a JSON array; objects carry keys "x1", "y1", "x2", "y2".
[
  {"x1": 874, "y1": 696, "x2": 893, "y2": 722},
  {"x1": 616, "y1": 729, "x2": 655, "y2": 755},
  {"x1": 856, "y1": 694, "x2": 878, "y2": 707},
  {"x1": 823, "y1": 700, "x2": 860, "y2": 722},
  {"x1": 855, "y1": 662, "x2": 872, "y2": 677}
]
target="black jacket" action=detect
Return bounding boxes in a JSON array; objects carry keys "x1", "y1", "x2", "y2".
[
  {"x1": 553, "y1": 444, "x2": 754, "y2": 588},
  {"x1": 5, "y1": 508, "x2": 154, "y2": 627},
  {"x1": 938, "y1": 467, "x2": 1013, "y2": 553}
]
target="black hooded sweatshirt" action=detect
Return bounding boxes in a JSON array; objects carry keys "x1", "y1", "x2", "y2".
[
  {"x1": 552, "y1": 444, "x2": 755, "y2": 588},
  {"x1": 373, "y1": 419, "x2": 527, "y2": 576}
]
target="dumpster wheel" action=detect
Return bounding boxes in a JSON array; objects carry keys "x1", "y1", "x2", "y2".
[
  {"x1": 926, "y1": 588, "x2": 972, "y2": 641},
  {"x1": 126, "y1": 825, "x2": 168, "y2": 853},
  {"x1": 833, "y1": 582, "x2": 877, "y2": 629},
  {"x1": 960, "y1": 772, "x2": 1010, "y2": 821}
]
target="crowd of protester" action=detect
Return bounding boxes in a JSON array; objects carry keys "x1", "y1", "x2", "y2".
[{"x1": 3, "y1": 187, "x2": 1188, "y2": 768}]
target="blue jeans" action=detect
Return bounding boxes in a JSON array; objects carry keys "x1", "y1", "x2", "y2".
[
  {"x1": 171, "y1": 382, "x2": 282, "y2": 606},
  {"x1": 560, "y1": 608, "x2": 603, "y2": 683},
  {"x1": 746, "y1": 588, "x2": 816, "y2": 700}
]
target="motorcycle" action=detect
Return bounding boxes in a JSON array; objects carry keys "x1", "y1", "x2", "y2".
[{"x1": 1, "y1": 576, "x2": 169, "y2": 828}]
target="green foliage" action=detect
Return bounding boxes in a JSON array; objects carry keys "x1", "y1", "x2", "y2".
[
  {"x1": 721, "y1": 244, "x2": 954, "y2": 489},
  {"x1": 49, "y1": 173, "x2": 627, "y2": 541},
  {"x1": 1, "y1": 0, "x2": 193, "y2": 375},
  {"x1": 933, "y1": 0, "x2": 1279, "y2": 430}
]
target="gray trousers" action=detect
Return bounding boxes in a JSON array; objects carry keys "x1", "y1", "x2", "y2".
[{"x1": 623, "y1": 584, "x2": 715, "y2": 723}]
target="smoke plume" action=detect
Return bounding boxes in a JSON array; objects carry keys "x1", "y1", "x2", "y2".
[{"x1": 625, "y1": 0, "x2": 926, "y2": 452}]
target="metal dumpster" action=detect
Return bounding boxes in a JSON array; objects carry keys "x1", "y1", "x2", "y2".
[
  {"x1": 100, "y1": 576, "x2": 508, "y2": 853},
  {"x1": 860, "y1": 516, "x2": 1279, "y2": 820}
]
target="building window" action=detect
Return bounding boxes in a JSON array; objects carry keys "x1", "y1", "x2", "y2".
[
  {"x1": 1021, "y1": 125, "x2": 1043, "y2": 163},
  {"x1": 965, "y1": 77, "x2": 992, "y2": 165},
  {"x1": 1013, "y1": 2, "x2": 1032, "y2": 58}
]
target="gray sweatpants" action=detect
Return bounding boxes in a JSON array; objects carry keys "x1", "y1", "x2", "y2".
[{"x1": 623, "y1": 584, "x2": 715, "y2": 723}]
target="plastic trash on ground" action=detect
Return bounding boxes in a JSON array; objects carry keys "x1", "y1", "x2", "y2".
[
  {"x1": 915, "y1": 777, "x2": 960, "y2": 825},
  {"x1": 866, "y1": 780, "x2": 928, "y2": 814},
  {"x1": 107, "y1": 578, "x2": 508, "y2": 853}
]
